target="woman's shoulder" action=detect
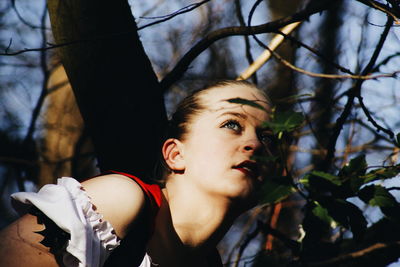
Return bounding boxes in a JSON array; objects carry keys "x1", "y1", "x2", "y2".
[{"x1": 82, "y1": 174, "x2": 147, "y2": 238}]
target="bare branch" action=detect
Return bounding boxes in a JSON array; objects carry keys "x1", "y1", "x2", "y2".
[
  {"x1": 248, "y1": 39, "x2": 399, "y2": 80},
  {"x1": 371, "y1": 52, "x2": 400, "y2": 73},
  {"x1": 1, "y1": 0, "x2": 210, "y2": 56},
  {"x1": 356, "y1": 0, "x2": 400, "y2": 22},
  {"x1": 11, "y1": 0, "x2": 50, "y2": 30},
  {"x1": 388, "y1": 186, "x2": 400, "y2": 191},
  {"x1": 322, "y1": 15, "x2": 394, "y2": 171},
  {"x1": 307, "y1": 242, "x2": 400, "y2": 266},
  {"x1": 236, "y1": 22, "x2": 301, "y2": 81},
  {"x1": 137, "y1": 0, "x2": 211, "y2": 30},
  {"x1": 274, "y1": 30, "x2": 355, "y2": 75},
  {"x1": 387, "y1": 0, "x2": 400, "y2": 17},
  {"x1": 235, "y1": 0, "x2": 257, "y2": 84},
  {"x1": 0, "y1": 40, "x2": 80, "y2": 56},
  {"x1": 160, "y1": 0, "x2": 340, "y2": 89},
  {"x1": 233, "y1": 220, "x2": 262, "y2": 267},
  {"x1": 22, "y1": 3, "x2": 50, "y2": 146},
  {"x1": 227, "y1": 205, "x2": 268, "y2": 264},
  {"x1": 355, "y1": 17, "x2": 395, "y2": 139}
]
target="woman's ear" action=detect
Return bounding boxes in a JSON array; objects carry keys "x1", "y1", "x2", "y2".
[{"x1": 162, "y1": 138, "x2": 185, "y2": 172}]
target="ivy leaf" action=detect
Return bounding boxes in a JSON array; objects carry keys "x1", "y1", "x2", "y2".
[
  {"x1": 358, "y1": 185, "x2": 400, "y2": 220},
  {"x1": 310, "y1": 171, "x2": 342, "y2": 186},
  {"x1": 227, "y1": 98, "x2": 267, "y2": 111},
  {"x1": 300, "y1": 171, "x2": 341, "y2": 194},
  {"x1": 370, "y1": 187, "x2": 397, "y2": 207},
  {"x1": 358, "y1": 185, "x2": 397, "y2": 207},
  {"x1": 277, "y1": 93, "x2": 314, "y2": 104},
  {"x1": 338, "y1": 155, "x2": 368, "y2": 193},
  {"x1": 362, "y1": 165, "x2": 400, "y2": 184},
  {"x1": 312, "y1": 202, "x2": 336, "y2": 227},
  {"x1": 263, "y1": 111, "x2": 304, "y2": 136},
  {"x1": 258, "y1": 176, "x2": 295, "y2": 204},
  {"x1": 339, "y1": 155, "x2": 367, "y2": 178},
  {"x1": 318, "y1": 197, "x2": 367, "y2": 240}
]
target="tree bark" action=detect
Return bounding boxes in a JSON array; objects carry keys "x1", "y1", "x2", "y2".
[{"x1": 47, "y1": 0, "x2": 167, "y2": 180}]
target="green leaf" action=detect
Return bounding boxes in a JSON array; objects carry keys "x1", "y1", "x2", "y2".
[
  {"x1": 363, "y1": 165, "x2": 400, "y2": 184},
  {"x1": 370, "y1": 186, "x2": 397, "y2": 207},
  {"x1": 310, "y1": 171, "x2": 342, "y2": 186},
  {"x1": 339, "y1": 155, "x2": 367, "y2": 178},
  {"x1": 338, "y1": 155, "x2": 368, "y2": 193},
  {"x1": 358, "y1": 185, "x2": 400, "y2": 220},
  {"x1": 299, "y1": 171, "x2": 342, "y2": 195},
  {"x1": 312, "y1": 202, "x2": 336, "y2": 227},
  {"x1": 258, "y1": 176, "x2": 295, "y2": 204},
  {"x1": 358, "y1": 185, "x2": 397, "y2": 208},
  {"x1": 263, "y1": 111, "x2": 304, "y2": 135},
  {"x1": 277, "y1": 93, "x2": 314, "y2": 104},
  {"x1": 318, "y1": 197, "x2": 367, "y2": 240},
  {"x1": 227, "y1": 98, "x2": 267, "y2": 111}
]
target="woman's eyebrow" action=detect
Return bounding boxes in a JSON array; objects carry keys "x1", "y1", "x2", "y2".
[{"x1": 217, "y1": 111, "x2": 247, "y2": 119}]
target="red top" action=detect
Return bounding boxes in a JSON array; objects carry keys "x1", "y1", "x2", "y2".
[
  {"x1": 106, "y1": 170, "x2": 162, "y2": 209},
  {"x1": 101, "y1": 170, "x2": 222, "y2": 266}
]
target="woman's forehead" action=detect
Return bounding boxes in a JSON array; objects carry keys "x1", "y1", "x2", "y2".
[{"x1": 201, "y1": 85, "x2": 270, "y2": 111}]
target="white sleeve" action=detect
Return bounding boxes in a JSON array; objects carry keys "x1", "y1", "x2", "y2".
[{"x1": 11, "y1": 177, "x2": 120, "y2": 267}]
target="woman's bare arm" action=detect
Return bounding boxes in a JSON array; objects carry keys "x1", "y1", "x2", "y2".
[
  {"x1": 0, "y1": 174, "x2": 146, "y2": 266},
  {"x1": 81, "y1": 174, "x2": 146, "y2": 238}
]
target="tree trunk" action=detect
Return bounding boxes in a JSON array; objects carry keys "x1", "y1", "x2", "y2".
[{"x1": 47, "y1": 0, "x2": 167, "y2": 181}]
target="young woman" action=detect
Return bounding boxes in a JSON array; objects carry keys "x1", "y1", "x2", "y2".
[{"x1": 0, "y1": 80, "x2": 272, "y2": 267}]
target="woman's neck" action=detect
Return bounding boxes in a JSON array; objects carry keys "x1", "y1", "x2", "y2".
[{"x1": 146, "y1": 180, "x2": 242, "y2": 266}]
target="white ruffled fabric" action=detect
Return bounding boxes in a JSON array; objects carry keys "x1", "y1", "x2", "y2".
[{"x1": 11, "y1": 177, "x2": 122, "y2": 267}]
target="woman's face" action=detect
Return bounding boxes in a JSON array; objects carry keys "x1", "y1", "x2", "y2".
[{"x1": 180, "y1": 85, "x2": 271, "y2": 205}]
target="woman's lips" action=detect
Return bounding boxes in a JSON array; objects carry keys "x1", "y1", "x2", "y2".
[{"x1": 233, "y1": 160, "x2": 259, "y2": 179}]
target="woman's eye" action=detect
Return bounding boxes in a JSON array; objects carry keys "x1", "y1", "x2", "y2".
[
  {"x1": 259, "y1": 132, "x2": 272, "y2": 145},
  {"x1": 222, "y1": 120, "x2": 242, "y2": 132}
]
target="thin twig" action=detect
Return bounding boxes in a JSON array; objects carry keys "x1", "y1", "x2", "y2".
[
  {"x1": 322, "y1": 15, "x2": 393, "y2": 171},
  {"x1": 137, "y1": 0, "x2": 212, "y2": 30},
  {"x1": 160, "y1": 0, "x2": 339, "y2": 90},
  {"x1": 274, "y1": 30, "x2": 355, "y2": 75},
  {"x1": 371, "y1": 52, "x2": 400, "y2": 73},
  {"x1": 0, "y1": 1, "x2": 305, "y2": 58},
  {"x1": 356, "y1": 0, "x2": 400, "y2": 22},
  {"x1": 355, "y1": 17, "x2": 395, "y2": 139},
  {"x1": 0, "y1": 40, "x2": 82, "y2": 56},
  {"x1": 244, "y1": 0, "x2": 397, "y2": 81},
  {"x1": 236, "y1": 22, "x2": 302, "y2": 81},
  {"x1": 1, "y1": 0, "x2": 211, "y2": 56},
  {"x1": 235, "y1": 0, "x2": 257, "y2": 84},
  {"x1": 233, "y1": 220, "x2": 262, "y2": 267},
  {"x1": 5, "y1": 38, "x2": 12, "y2": 54},
  {"x1": 18, "y1": 3, "x2": 50, "y2": 189},
  {"x1": 11, "y1": 0, "x2": 50, "y2": 30},
  {"x1": 227, "y1": 205, "x2": 267, "y2": 265},
  {"x1": 22, "y1": 3, "x2": 50, "y2": 145},
  {"x1": 306, "y1": 242, "x2": 400, "y2": 266},
  {"x1": 249, "y1": 35, "x2": 399, "y2": 80}
]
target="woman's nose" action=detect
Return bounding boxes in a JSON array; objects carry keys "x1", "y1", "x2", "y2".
[{"x1": 242, "y1": 136, "x2": 263, "y2": 153}]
